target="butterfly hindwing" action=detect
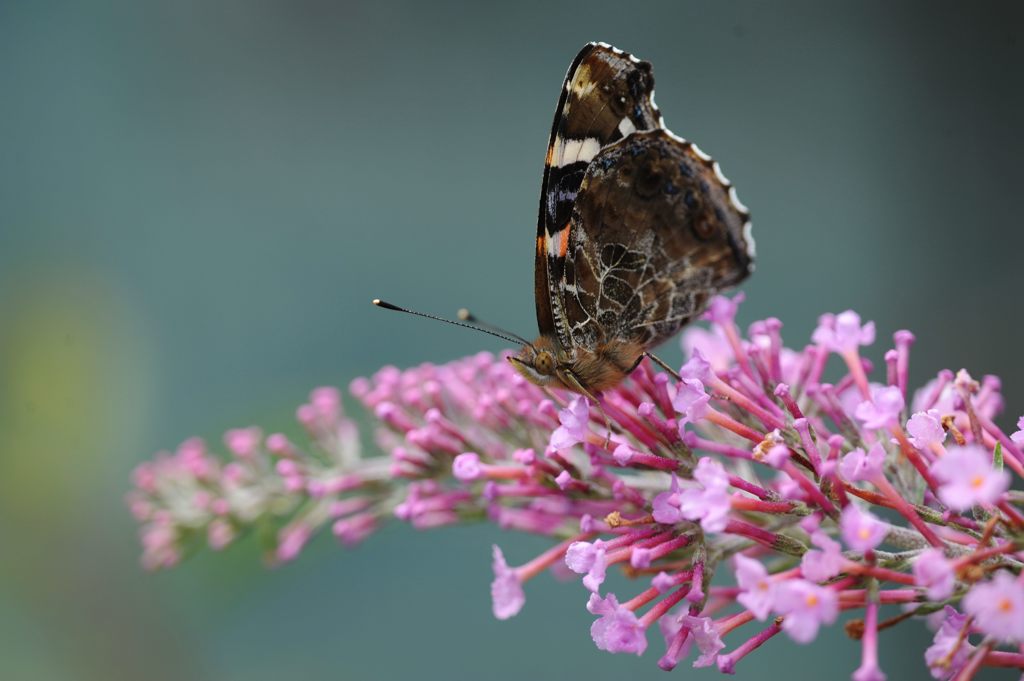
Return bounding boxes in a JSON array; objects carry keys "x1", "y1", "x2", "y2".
[
  {"x1": 535, "y1": 43, "x2": 663, "y2": 345},
  {"x1": 560, "y1": 129, "x2": 754, "y2": 352}
]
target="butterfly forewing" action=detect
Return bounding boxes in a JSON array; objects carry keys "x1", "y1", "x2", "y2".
[{"x1": 536, "y1": 43, "x2": 663, "y2": 345}]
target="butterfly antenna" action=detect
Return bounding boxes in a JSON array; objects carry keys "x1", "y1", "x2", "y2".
[
  {"x1": 458, "y1": 308, "x2": 536, "y2": 350},
  {"x1": 373, "y1": 299, "x2": 528, "y2": 348}
]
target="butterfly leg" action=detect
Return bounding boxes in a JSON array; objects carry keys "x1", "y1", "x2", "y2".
[
  {"x1": 643, "y1": 352, "x2": 682, "y2": 380},
  {"x1": 626, "y1": 354, "x2": 646, "y2": 374}
]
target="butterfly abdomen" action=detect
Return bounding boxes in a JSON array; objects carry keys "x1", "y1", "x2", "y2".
[{"x1": 570, "y1": 339, "x2": 646, "y2": 392}]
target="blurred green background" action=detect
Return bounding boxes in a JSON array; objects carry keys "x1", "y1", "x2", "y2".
[{"x1": 1, "y1": 1, "x2": 1021, "y2": 679}]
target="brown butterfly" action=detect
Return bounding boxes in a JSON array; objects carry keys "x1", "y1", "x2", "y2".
[
  {"x1": 375, "y1": 43, "x2": 753, "y2": 400},
  {"x1": 508, "y1": 42, "x2": 755, "y2": 399}
]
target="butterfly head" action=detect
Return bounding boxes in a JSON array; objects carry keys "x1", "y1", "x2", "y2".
[
  {"x1": 510, "y1": 335, "x2": 646, "y2": 395},
  {"x1": 509, "y1": 335, "x2": 563, "y2": 387}
]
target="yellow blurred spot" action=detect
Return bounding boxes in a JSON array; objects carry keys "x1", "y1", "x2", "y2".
[{"x1": 0, "y1": 268, "x2": 154, "y2": 525}]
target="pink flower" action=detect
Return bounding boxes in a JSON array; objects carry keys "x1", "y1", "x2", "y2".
[
  {"x1": 679, "y1": 615, "x2": 724, "y2": 667},
  {"x1": 812, "y1": 310, "x2": 875, "y2": 354},
  {"x1": 763, "y1": 444, "x2": 790, "y2": 469},
  {"x1": 672, "y1": 378, "x2": 710, "y2": 424},
  {"x1": 275, "y1": 524, "x2": 310, "y2": 563},
  {"x1": 774, "y1": 579, "x2": 838, "y2": 643},
  {"x1": 652, "y1": 571, "x2": 675, "y2": 593},
  {"x1": 930, "y1": 444, "x2": 1010, "y2": 510},
  {"x1": 907, "y1": 410, "x2": 945, "y2": 448},
  {"x1": 550, "y1": 396, "x2": 590, "y2": 449},
  {"x1": 839, "y1": 504, "x2": 887, "y2": 553},
  {"x1": 130, "y1": 293, "x2": 1024, "y2": 677},
  {"x1": 681, "y1": 327, "x2": 733, "y2": 373},
  {"x1": 912, "y1": 548, "x2": 955, "y2": 601},
  {"x1": 224, "y1": 427, "x2": 261, "y2": 458},
  {"x1": 924, "y1": 607, "x2": 973, "y2": 680},
  {"x1": 677, "y1": 457, "x2": 731, "y2": 533},
  {"x1": 452, "y1": 452, "x2": 482, "y2": 481},
  {"x1": 1012, "y1": 415, "x2": 1024, "y2": 446},
  {"x1": 679, "y1": 347, "x2": 713, "y2": 383},
  {"x1": 854, "y1": 385, "x2": 904, "y2": 429},
  {"x1": 652, "y1": 473, "x2": 684, "y2": 524},
  {"x1": 491, "y1": 545, "x2": 525, "y2": 620},
  {"x1": 702, "y1": 293, "x2": 744, "y2": 325},
  {"x1": 801, "y1": 531, "x2": 843, "y2": 582},
  {"x1": 734, "y1": 554, "x2": 775, "y2": 620},
  {"x1": 565, "y1": 540, "x2": 608, "y2": 593},
  {"x1": 963, "y1": 570, "x2": 1024, "y2": 642},
  {"x1": 207, "y1": 518, "x2": 235, "y2": 550},
  {"x1": 839, "y1": 443, "x2": 886, "y2": 482},
  {"x1": 588, "y1": 593, "x2": 647, "y2": 655}
]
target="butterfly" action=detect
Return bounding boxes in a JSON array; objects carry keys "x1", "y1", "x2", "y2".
[{"x1": 508, "y1": 42, "x2": 756, "y2": 398}]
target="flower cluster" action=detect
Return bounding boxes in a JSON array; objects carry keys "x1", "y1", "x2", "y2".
[
  {"x1": 129, "y1": 296, "x2": 1024, "y2": 679},
  {"x1": 127, "y1": 387, "x2": 393, "y2": 569}
]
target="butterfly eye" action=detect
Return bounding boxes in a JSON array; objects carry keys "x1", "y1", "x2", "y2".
[{"x1": 534, "y1": 351, "x2": 555, "y2": 376}]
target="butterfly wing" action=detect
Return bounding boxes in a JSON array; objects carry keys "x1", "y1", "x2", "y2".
[
  {"x1": 560, "y1": 129, "x2": 755, "y2": 352},
  {"x1": 536, "y1": 43, "x2": 663, "y2": 346}
]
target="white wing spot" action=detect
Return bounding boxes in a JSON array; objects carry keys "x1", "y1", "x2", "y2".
[
  {"x1": 729, "y1": 186, "x2": 750, "y2": 214},
  {"x1": 663, "y1": 127, "x2": 688, "y2": 145},
  {"x1": 559, "y1": 137, "x2": 601, "y2": 167},
  {"x1": 743, "y1": 221, "x2": 757, "y2": 259},
  {"x1": 712, "y1": 162, "x2": 730, "y2": 186},
  {"x1": 618, "y1": 117, "x2": 636, "y2": 136}
]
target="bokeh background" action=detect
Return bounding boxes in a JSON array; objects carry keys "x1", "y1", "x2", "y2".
[{"x1": 1, "y1": 1, "x2": 1022, "y2": 679}]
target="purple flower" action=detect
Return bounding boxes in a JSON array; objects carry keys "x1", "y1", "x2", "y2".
[
  {"x1": 588, "y1": 593, "x2": 647, "y2": 655},
  {"x1": 801, "y1": 531, "x2": 843, "y2": 582},
  {"x1": 852, "y1": 663, "x2": 886, "y2": 681},
  {"x1": 224, "y1": 427, "x2": 261, "y2": 458},
  {"x1": 681, "y1": 326, "x2": 733, "y2": 373},
  {"x1": 452, "y1": 452, "x2": 482, "y2": 482},
  {"x1": 679, "y1": 347, "x2": 713, "y2": 383},
  {"x1": 839, "y1": 443, "x2": 886, "y2": 482},
  {"x1": 679, "y1": 615, "x2": 724, "y2": 667},
  {"x1": 672, "y1": 378, "x2": 710, "y2": 424},
  {"x1": 854, "y1": 385, "x2": 904, "y2": 429},
  {"x1": 963, "y1": 570, "x2": 1024, "y2": 642},
  {"x1": 677, "y1": 457, "x2": 731, "y2": 533},
  {"x1": 924, "y1": 607, "x2": 973, "y2": 680},
  {"x1": 812, "y1": 310, "x2": 875, "y2": 354},
  {"x1": 734, "y1": 554, "x2": 775, "y2": 620},
  {"x1": 652, "y1": 473, "x2": 684, "y2": 524},
  {"x1": 763, "y1": 444, "x2": 791, "y2": 469},
  {"x1": 652, "y1": 571, "x2": 675, "y2": 593},
  {"x1": 774, "y1": 579, "x2": 838, "y2": 644},
  {"x1": 131, "y1": 292, "x2": 1024, "y2": 677},
  {"x1": 550, "y1": 396, "x2": 590, "y2": 449},
  {"x1": 565, "y1": 540, "x2": 608, "y2": 593},
  {"x1": 930, "y1": 444, "x2": 1010, "y2": 510},
  {"x1": 702, "y1": 292, "x2": 744, "y2": 325},
  {"x1": 907, "y1": 410, "x2": 945, "y2": 448},
  {"x1": 912, "y1": 548, "x2": 955, "y2": 601},
  {"x1": 839, "y1": 504, "x2": 887, "y2": 553},
  {"x1": 491, "y1": 545, "x2": 526, "y2": 620},
  {"x1": 774, "y1": 470, "x2": 805, "y2": 501},
  {"x1": 1012, "y1": 415, "x2": 1024, "y2": 446}
]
